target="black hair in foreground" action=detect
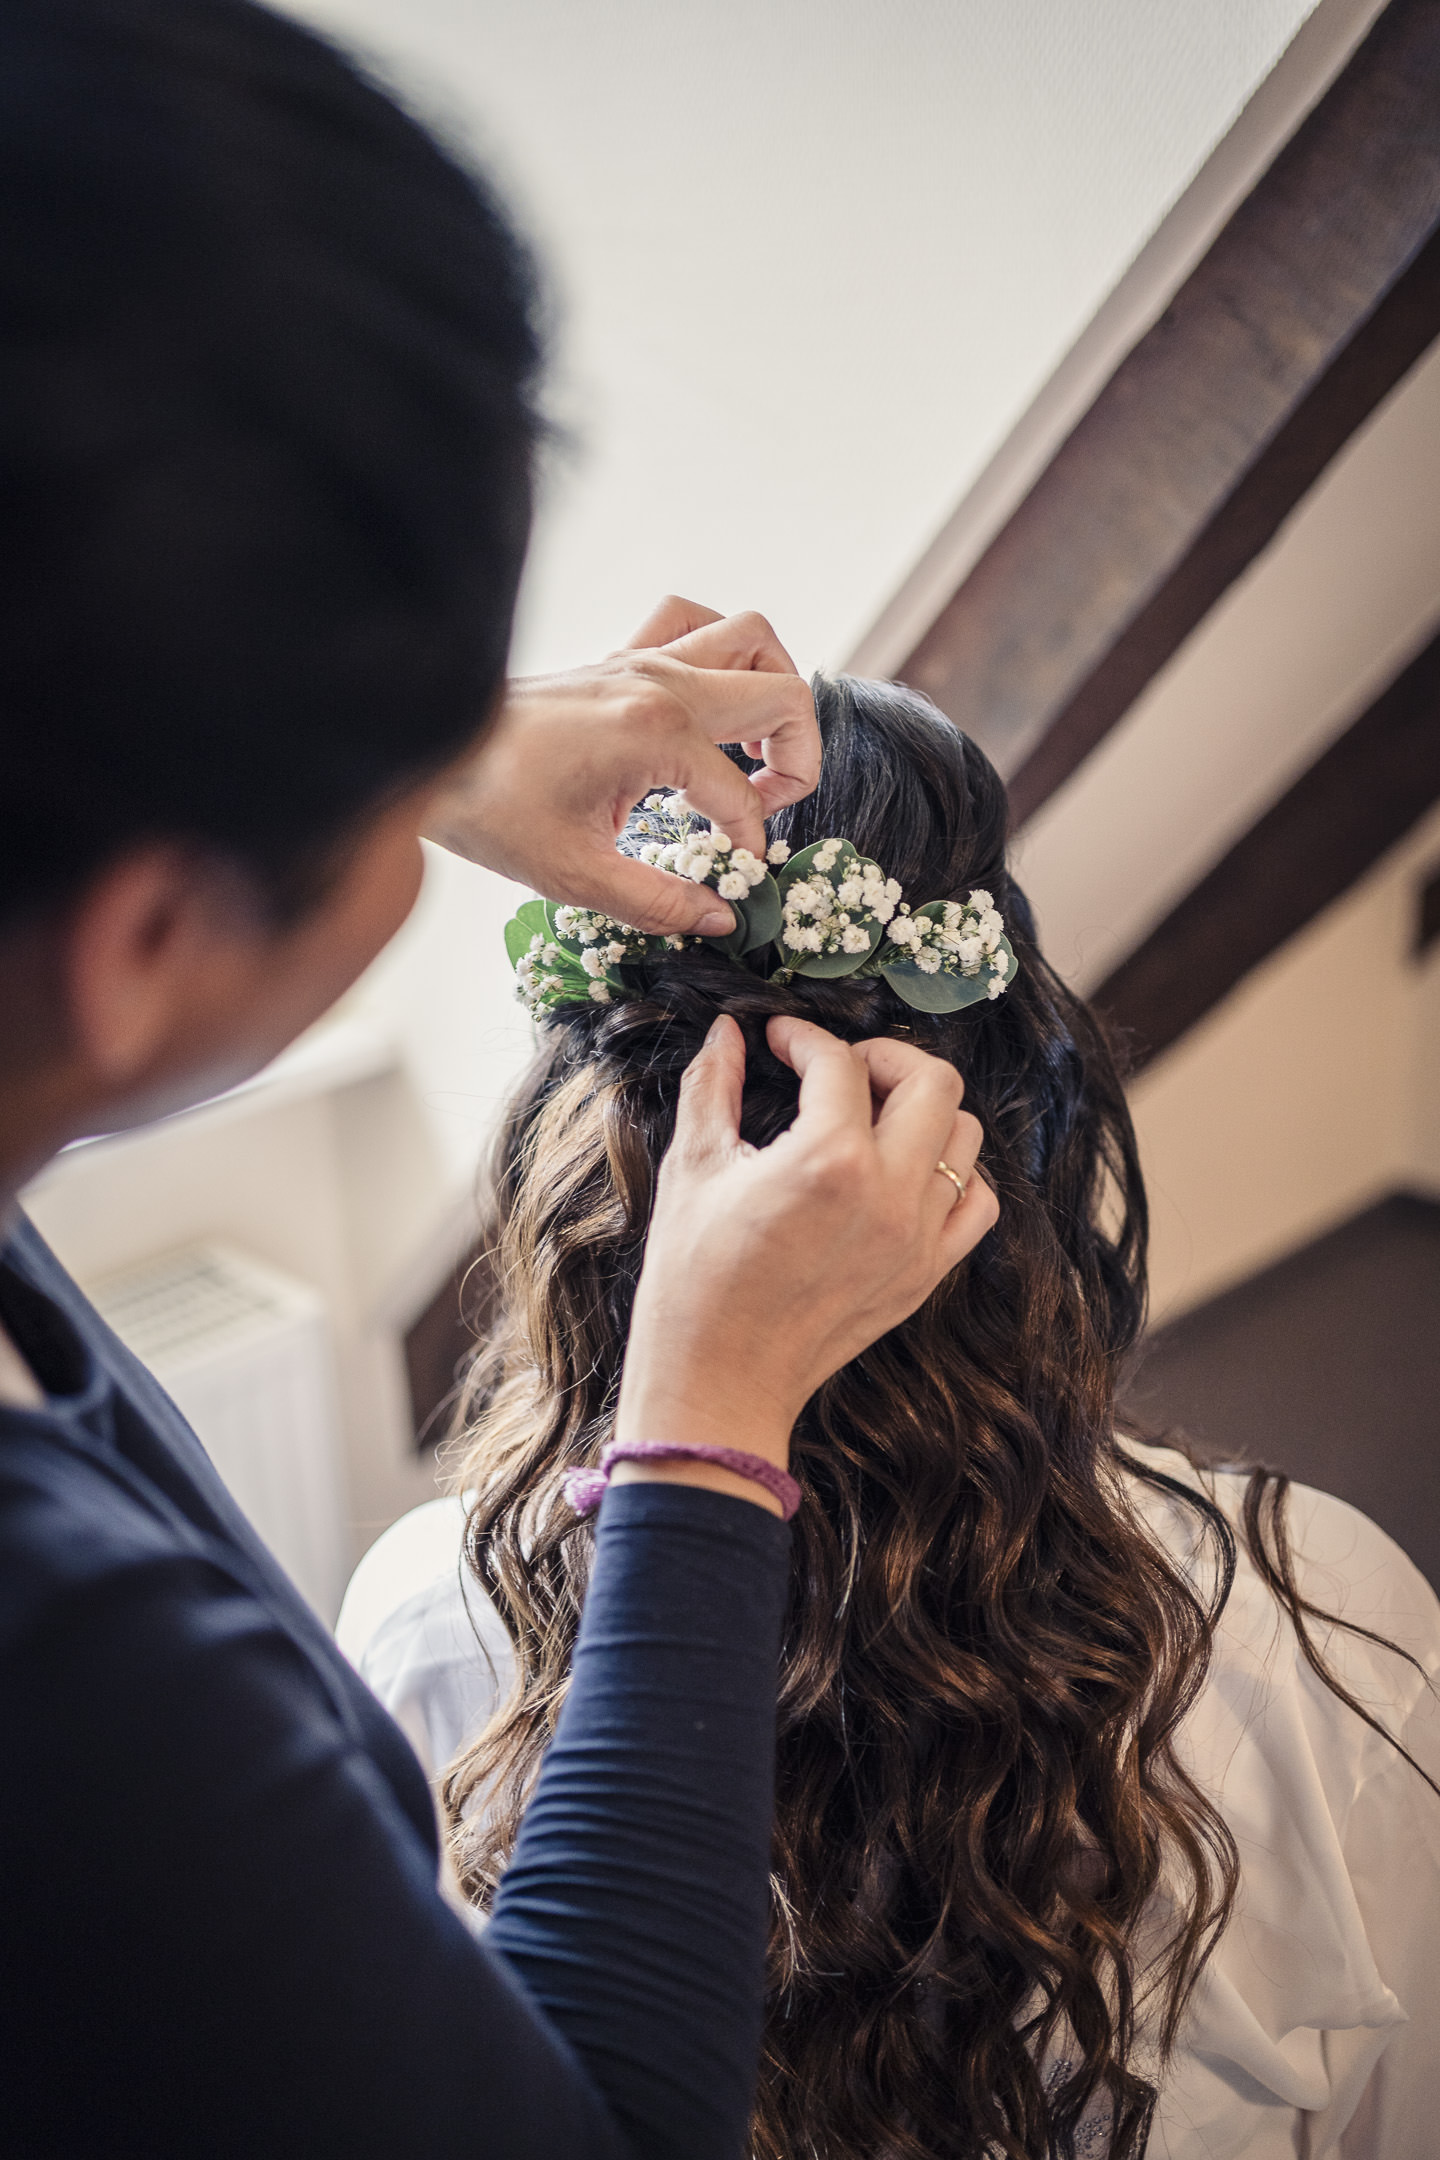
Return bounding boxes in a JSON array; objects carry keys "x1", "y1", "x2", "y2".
[{"x1": 0, "y1": 0, "x2": 543, "y2": 923}]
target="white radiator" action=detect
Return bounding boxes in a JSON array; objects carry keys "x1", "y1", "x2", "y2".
[{"x1": 87, "y1": 1243, "x2": 350, "y2": 1622}]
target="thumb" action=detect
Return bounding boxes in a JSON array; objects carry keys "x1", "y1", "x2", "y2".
[
  {"x1": 582, "y1": 849, "x2": 739, "y2": 939},
  {"x1": 672, "y1": 1014, "x2": 746, "y2": 1165}
]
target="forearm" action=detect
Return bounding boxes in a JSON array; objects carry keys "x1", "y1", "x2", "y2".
[{"x1": 487, "y1": 1482, "x2": 790, "y2": 2160}]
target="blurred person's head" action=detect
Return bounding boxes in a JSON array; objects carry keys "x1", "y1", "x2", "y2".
[
  {"x1": 446, "y1": 676, "x2": 1239, "y2": 2159},
  {"x1": 0, "y1": 0, "x2": 541, "y2": 1162}
]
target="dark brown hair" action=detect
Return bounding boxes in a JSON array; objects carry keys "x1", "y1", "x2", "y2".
[
  {"x1": 443, "y1": 677, "x2": 1422, "y2": 2159},
  {"x1": 0, "y1": 0, "x2": 542, "y2": 926}
]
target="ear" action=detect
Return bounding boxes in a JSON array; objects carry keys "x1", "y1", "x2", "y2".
[{"x1": 64, "y1": 846, "x2": 257, "y2": 1086}]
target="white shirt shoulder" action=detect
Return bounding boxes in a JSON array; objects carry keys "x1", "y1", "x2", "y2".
[
  {"x1": 335, "y1": 1494, "x2": 511, "y2": 1781},
  {"x1": 337, "y1": 1455, "x2": 1440, "y2": 2155},
  {"x1": 1123, "y1": 1442, "x2": 1440, "y2": 2159}
]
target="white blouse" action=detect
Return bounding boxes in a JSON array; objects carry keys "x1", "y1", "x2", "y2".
[{"x1": 336, "y1": 1445, "x2": 1440, "y2": 2157}]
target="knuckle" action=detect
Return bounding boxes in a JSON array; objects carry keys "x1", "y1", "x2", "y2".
[
  {"x1": 631, "y1": 679, "x2": 681, "y2": 732},
  {"x1": 927, "y1": 1057, "x2": 964, "y2": 1106},
  {"x1": 804, "y1": 1134, "x2": 869, "y2": 1193}
]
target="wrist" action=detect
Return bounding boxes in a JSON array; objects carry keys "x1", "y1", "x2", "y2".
[
  {"x1": 614, "y1": 1379, "x2": 794, "y2": 1471},
  {"x1": 607, "y1": 1456, "x2": 786, "y2": 1517}
]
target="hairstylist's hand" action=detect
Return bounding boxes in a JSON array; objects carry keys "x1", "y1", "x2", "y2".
[
  {"x1": 423, "y1": 599, "x2": 819, "y2": 940},
  {"x1": 613, "y1": 1015, "x2": 999, "y2": 1514}
]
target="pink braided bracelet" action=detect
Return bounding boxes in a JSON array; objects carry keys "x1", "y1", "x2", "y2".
[{"x1": 564, "y1": 1440, "x2": 802, "y2": 1522}]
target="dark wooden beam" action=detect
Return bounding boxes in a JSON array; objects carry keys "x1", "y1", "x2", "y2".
[
  {"x1": 1009, "y1": 233, "x2": 1440, "y2": 823},
  {"x1": 1093, "y1": 624, "x2": 1440, "y2": 1071},
  {"x1": 897, "y1": 0, "x2": 1440, "y2": 822}
]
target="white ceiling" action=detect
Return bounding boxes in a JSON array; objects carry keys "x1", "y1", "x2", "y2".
[{"x1": 286, "y1": 0, "x2": 1323, "y2": 675}]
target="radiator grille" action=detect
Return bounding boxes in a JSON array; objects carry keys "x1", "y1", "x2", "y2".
[{"x1": 88, "y1": 1243, "x2": 350, "y2": 1622}]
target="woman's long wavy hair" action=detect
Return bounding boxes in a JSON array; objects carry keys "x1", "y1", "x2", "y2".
[{"x1": 441, "y1": 677, "x2": 1416, "y2": 2159}]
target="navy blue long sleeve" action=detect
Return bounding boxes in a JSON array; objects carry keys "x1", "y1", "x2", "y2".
[
  {"x1": 0, "y1": 1219, "x2": 789, "y2": 2157},
  {"x1": 490, "y1": 1486, "x2": 787, "y2": 2157}
]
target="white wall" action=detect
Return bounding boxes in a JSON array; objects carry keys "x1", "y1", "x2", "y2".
[
  {"x1": 1134, "y1": 803, "x2": 1440, "y2": 1326},
  {"x1": 289, "y1": 0, "x2": 1323, "y2": 677}
]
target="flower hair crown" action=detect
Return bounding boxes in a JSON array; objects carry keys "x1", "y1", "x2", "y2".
[{"x1": 505, "y1": 792, "x2": 1017, "y2": 1019}]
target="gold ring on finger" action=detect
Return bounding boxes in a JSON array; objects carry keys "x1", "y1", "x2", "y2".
[{"x1": 934, "y1": 1159, "x2": 969, "y2": 1206}]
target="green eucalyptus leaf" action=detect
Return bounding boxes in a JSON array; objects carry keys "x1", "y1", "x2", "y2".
[
  {"x1": 791, "y1": 916, "x2": 884, "y2": 977},
  {"x1": 880, "y1": 934, "x2": 1017, "y2": 1012},
  {"x1": 736, "y1": 872, "x2": 783, "y2": 954},
  {"x1": 700, "y1": 904, "x2": 748, "y2": 960},
  {"x1": 776, "y1": 841, "x2": 890, "y2": 977},
  {"x1": 774, "y1": 837, "x2": 857, "y2": 895},
  {"x1": 504, "y1": 900, "x2": 552, "y2": 969},
  {"x1": 880, "y1": 963, "x2": 985, "y2": 1012},
  {"x1": 698, "y1": 868, "x2": 784, "y2": 959}
]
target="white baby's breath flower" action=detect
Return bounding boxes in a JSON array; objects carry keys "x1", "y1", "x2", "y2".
[
  {"x1": 554, "y1": 906, "x2": 580, "y2": 936},
  {"x1": 915, "y1": 947, "x2": 943, "y2": 974},
  {"x1": 986, "y1": 973, "x2": 1006, "y2": 1000},
  {"x1": 707, "y1": 830, "x2": 731, "y2": 853},
  {"x1": 840, "y1": 924, "x2": 871, "y2": 954},
  {"x1": 603, "y1": 941, "x2": 627, "y2": 965},
  {"x1": 639, "y1": 842, "x2": 662, "y2": 865},
  {"x1": 886, "y1": 917, "x2": 918, "y2": 948},
  {"x1": 767, "y1": 839, "x2": 791, "y2": 865},
  {"x1": 665, "y1": 934, "x2": 686, "y2": 950},
  {"x1": 717, "y1": 870, "x2": 748, "y2": 900},
  {"x1": 969, "y1": 889, "x2": 993, "y2": 911},
  {"x1": 589, "y1": 982, "x2": 613, "y2": 1003},
  {"x1": 580, "y1": 948, "x2": 606, "y2": 978}
]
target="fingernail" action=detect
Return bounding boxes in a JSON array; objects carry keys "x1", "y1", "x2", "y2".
[
  {"x1": 697, "y1": 905, "x2": 736, "y2": 936},
  {"x1": 705, "y1": 1016, "x2": 730, "y2": 1043}
]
